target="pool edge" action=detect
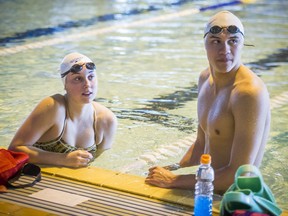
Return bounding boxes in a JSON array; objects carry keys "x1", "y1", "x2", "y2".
[{"x1": 0, "y1": 147, "x2": 287, "y2": 215}]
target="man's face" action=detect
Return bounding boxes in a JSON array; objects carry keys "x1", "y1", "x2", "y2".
[{"x1": 204, "y1": 29, "x2": 244, "y2": 74}]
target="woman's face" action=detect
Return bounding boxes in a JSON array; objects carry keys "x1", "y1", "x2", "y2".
[{"x1": 65, "y1": 65, "x2": 98, "y2": 104}]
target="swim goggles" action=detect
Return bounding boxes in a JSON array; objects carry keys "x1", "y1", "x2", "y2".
[
  {"x1": 61, "y1": 62, "x2": 96, "y2": 78},
  {"x1": 204, "y1": 25, "x2": 244, "y2": 38},
  {"x1": 8, "y1": 163, "x2": 41, "y2": 188}
]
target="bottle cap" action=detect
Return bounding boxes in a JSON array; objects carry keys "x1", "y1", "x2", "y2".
[{"x1": 201, "y1": 154, "x2": 211, "y2": 164}]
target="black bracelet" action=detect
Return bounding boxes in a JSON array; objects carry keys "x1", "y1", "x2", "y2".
[{"x1": 163, "y1": 163, "x2": 181, "y2": 171}]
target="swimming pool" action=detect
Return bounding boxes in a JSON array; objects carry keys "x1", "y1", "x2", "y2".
[{"x1": 0, "y1": 0, "x2": 287, "y2": 210}]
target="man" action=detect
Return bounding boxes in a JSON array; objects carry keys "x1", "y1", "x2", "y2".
[{"x1": 145, "y1": 11, "x2": 270, "y2": 194}]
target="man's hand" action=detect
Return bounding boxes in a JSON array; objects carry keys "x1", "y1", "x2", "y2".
[{"x1": 145, "y1": 166, "x2": 177, "y2": 188}]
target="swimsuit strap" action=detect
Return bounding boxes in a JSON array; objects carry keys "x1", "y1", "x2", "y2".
[
  {"x1": 92, "y1": 102, "x2": 97, "y2": 143},
  {"x1": 58, "y1": 96, "x2": 69, "y2": 140},
  {"x1": 34, "y1": 96, "x2": 67, "y2": 145}
]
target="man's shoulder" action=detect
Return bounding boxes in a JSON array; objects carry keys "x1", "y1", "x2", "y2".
[
  {"x1": 200, "y1": 68, "x2": 210, "y2": 78},
  {"x1": 236, "y1": 65, "x2": 267, "y2": 90},
  {"x1": 232, "y1": 67, "x2": 269, "y2": 104},
  {"x1": 198, "y1": 68, "x2": 210, "y2": 85},
  {"x1": 239, "y1": 64, "x2": 264, "y2": 80}
]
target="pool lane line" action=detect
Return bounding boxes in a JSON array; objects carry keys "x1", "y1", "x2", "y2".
[
  {"x1": 0, "y1": 0, "x2": 247, "y2": 56},
  {"x1": 118, "y1": 91, "x2": 288, "y2": 174},
  {"x1": 0, "y1": 2, "x2": 178, "y2": 45},
  {"x1": 0, "y1": 0, "x2": 244, "y2": 46},
  {"x1": 0, "y1": 5, "x2": 161, "y2": 46},
  {"x1": 0, "y1": 8, "x2": 199, "y2": 56}
]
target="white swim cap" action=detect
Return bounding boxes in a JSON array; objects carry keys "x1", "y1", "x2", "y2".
[
  {"x1": 60, "y1": 52, "x2": 94, "y2": 85},
  {"x1": 204, "y1": 11, "x2": 244, "y2": 37}
]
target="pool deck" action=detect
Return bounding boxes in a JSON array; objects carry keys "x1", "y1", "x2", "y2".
[
  {"x1": 0, "y1": 165, "x2": 287, "y2": 216},
  {"x1": 0, "y1": 166, "x2": 203, "y2": 215}
]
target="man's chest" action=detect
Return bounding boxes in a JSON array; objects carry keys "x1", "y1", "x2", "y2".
[{"x1": 198, "y1": 86, "x2": 234, "y2": 137}]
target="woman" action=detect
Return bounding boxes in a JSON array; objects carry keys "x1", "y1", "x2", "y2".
[{"x1": 9, "y1": 52, "x2": 117, "y2": 168}]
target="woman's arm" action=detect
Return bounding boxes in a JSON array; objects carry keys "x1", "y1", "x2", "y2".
[
  {"x1": 9, "y1": 96, "x2": 60, "y2": 153},
  {"x1": 9, "y1": 95, "x2": 93, "y2": 167}
]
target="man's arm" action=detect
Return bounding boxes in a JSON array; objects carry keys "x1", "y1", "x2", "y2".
[
  {"x1": 145, "y1": 70, "x2": 209, "y2": 189},
  {"x1": 145, "y1": 166, "x2": 197, "y2": 189},
  {"x1": 145, "y1": 124, "x2": 206, "y2": 189},
  {"x1": 180, "y1": 69, "x2": 208, "y2": 168},
  {"x1": 180, "y1": 124, "x2": 205, "y2": 167}
]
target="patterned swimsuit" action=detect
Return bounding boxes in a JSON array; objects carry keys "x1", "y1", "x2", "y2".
[{"x1": 33, "y1": 104, "x2": 97, "y2": 160}]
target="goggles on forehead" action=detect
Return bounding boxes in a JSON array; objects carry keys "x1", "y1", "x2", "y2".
[
  {"x1": 61, "y1": 62, "x2": 96, "y2": 78},
  {"x1": 204, "y1": 25, "x2": 244, "y2": 38}
]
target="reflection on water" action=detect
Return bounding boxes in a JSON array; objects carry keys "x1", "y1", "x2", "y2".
[
  {"x1": 107, "y1": 85, "x2": 198, "y2": 132},
  {"x1": 248, "y1": 48, "x2": 288, "y2": 71},
  {"x1": 0, "y1": 0, "x2": 287, "y2": 210}
]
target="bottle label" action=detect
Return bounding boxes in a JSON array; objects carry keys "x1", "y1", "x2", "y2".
[
  {"x1": 194, "y1": 195, "x2": 213, "y2": 216},
  {"x1": 197, "y1": 168, "x2": 214, "y2": 181}
]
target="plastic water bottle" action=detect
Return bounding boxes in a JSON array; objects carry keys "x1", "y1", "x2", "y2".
[{"x1": 194, "y1": 154, "x2": 214, "y2": 216}]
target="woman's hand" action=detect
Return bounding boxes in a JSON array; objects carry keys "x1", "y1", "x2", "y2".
[
  {"x1": 145, "y1": 166, "x2": 177, "y2": 188},
  {"x1": 65, "y1": 150, "x2": 93, "y2": 168}
]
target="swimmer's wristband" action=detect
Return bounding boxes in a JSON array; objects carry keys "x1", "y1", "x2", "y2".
[{"x1": 163, "y1": 163, "x2": 181, "y2": 171}]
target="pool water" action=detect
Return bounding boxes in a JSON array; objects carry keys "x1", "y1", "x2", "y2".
[{"x1": 0, "y1": 0, "x2": 287, "y2": 210}]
